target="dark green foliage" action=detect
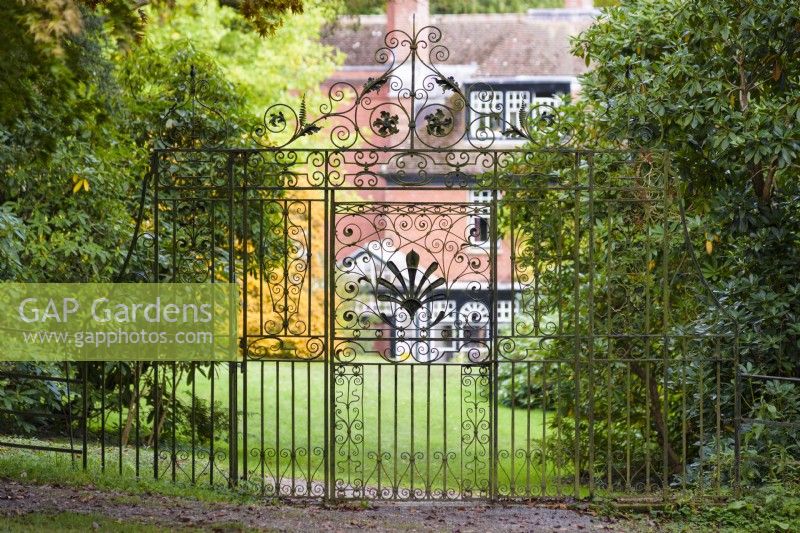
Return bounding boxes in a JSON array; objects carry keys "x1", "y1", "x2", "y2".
[
  {"x1": 0, "y1": 363, "x2": 75, "y2": 436},
  {"x1": 695, "y1": 186, "x2": 800, "y2": 483},
  {"x1": 0, "y1": 6, "x2": 269, "y2": 436},
  {"x1": 698, "y1": 187, "x2": 800, "y2": 373},
  {"x1": 498, "y1": 0, "x2": 800, "y2": 489},
  {"x1": 659, "y1": 484, "x2": 800, "y2": 532}
]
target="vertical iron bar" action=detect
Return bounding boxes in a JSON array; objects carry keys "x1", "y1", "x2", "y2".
[
  {"x1": 242, "y1": 155, "x2": 249, "y2": 483},
  {"x1": 151, "y1": 149, "x2": 159, "y2": 480},
  {"x1": 733, "y1": 325, "x2": 741, "y2": 497},
  {"x1": 378, "y1": 364, "x2": 382, "y2": 497},
  {"x1": 170, "y1": 194, "x2": 177, "y2": 483},
  {"x1": 586, "y1": 152, "x2": 595, "y2": 498},
  {"x1": 489, "y1": 152, "x2": 499, "y2": 500},
  {"x1": 606, "y1": 191, "x2": 614, "y2": 493},
  {"x1": 305, "y1": 197, "x2": 313, "y2": 497},
  {"x1": 211, "y1": 362, "x2": 215, "y2": 486},
  {"x1": 681, "y1": 338, "x2": 687, "y2": 491},
  {"x1": 172, "y1": 362, "x2": 177, "y2": 482},
  {"x1": 82, "y1": 362, "x2": 88, "y2": 470},
  {"x1": 510, "y1": 360, "x2": 516, "y2": 497},
  {"x1": 135, "y1": 361, "x2": 140, "y2": 478},
  {"x1": 661, "y1": 153, "x2": 671, "y2": 498},
  {"x1": 644, "y1": 189, "x2": 652, "y2": 492},
  {"x1": 411, "y1": 364, "x2": 415, "y2": 496},
  {"x1": 426, "y1": 364, "x2": 431, "y2": 497},
  {"x1": 291, "y1": 360, "x2": 296, "y2": 494},
  {"x1": 275, "y1": 361, "x2": 280, "y2": 492},
  {"x1": 442, "y1": 364, "x2": 447, "y2": 499},
  {"x1": 409, "y1": 18, "x2": 417, "y2": 151},
  {"x1": 326, "y1": 174, "x2": 335, "y2": 499},
  {"x1": 394, "y1": 364, "x2": 399, "y2": 499},
  {"x1": 119, "y1": 363, "x2": 123, "y2": 475},
  {"x1": 101, "y1": 362, "x2": 105, "y2": 472},
  {"x1": 260, "y1": 362, "x2": 264, "y2": 493},
  {"x1": 210, "y1": 197, "x2": 217, "y2": 487},
  {"x1": 572, "y1": 151, "x2": 581, "y2": 497},
  {"x1": 715, "y1": 341, "x2": 721, "y2": 494},
  {"x1": 306, "y1": 361, "x2": 312, "y2": 496},
  {"x1": 698, "y1": 357, "x2": 704, "y2": 495},
  {"x1": 539, "y1": 360, "x2": 544, "y2": 497},
  {"x1": 259, "y1": 199, "x2": 266, "y2": 493},
  {"x1": 626, "y1": 361, "x2": 631, "y2": 491},
  {"x1": 191, "y1": 363, "x2": 196, "y2": 484},
  {"x1": 154, "y1": 361, "x2": 159, "y2": 480},
  {"x1": 227, "y1": 152, "x2": 238, "y2": 487}
]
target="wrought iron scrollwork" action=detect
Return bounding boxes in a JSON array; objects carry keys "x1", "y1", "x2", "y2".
[
  {"x1": 373, "y1": 250, "x2": 447, "y2": 328},
  {"x1": 249, "y1": 24, "x2": 574, "y2": 149},
  {"x1": 461, "y1": 364, "x2": 490, "y2": 497},
  {"x1": 159, "y1": 65, "x2": 230, "y2": 149},
  {"x1": 334, "y1": 202, "x2": 491, "y2": 363},
  {"x1": 334, "y1": 363, "x2": 365, "y2": 498}
]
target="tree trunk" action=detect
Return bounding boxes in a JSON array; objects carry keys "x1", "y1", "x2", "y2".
[
  {"x1": 737, "y1": 49, "x2": 775, "y2": 205},
  {"x1": 120, "y1": 363, "x2": 141, "y2": 448},
  {"x1": 630, "y1": 362, "x2": 683, "y2": 475},
  {"x1": 147, "y1": 371, "x2": 168, "y2": 447}
]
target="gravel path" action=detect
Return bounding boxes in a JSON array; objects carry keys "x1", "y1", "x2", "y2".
[{"x1": 0, "y1": 479, "x2": 635, "y2": 532}]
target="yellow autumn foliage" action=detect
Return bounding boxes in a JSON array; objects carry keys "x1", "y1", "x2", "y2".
[{"x1": 238, "y1": 188, "x2": 362, "y2": 360}]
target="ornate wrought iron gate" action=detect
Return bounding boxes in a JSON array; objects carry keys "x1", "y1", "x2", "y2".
[{"x1": 119, "y1": 24, "x2": 738, "y2": 500}]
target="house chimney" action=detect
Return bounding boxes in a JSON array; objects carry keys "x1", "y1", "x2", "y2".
[
  {"x1": 563, "y1": 0, "x2": 594, "y2": 8},
  {"x1": 387, "y1": 0, "x2": 429, "y2": 37}
]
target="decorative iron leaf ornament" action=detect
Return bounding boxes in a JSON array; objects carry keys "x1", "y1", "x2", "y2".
[
  {"x1": 376, "y1": 250, "x2": 447, "y2": 327},
  {"x1": 372, "y1": 111, "x2": 400, "y2": 137},
  {"x1": 425, "y1": 109, "x2": 453, "y2": 136},
  {"x1": 501, "y1": 125, "x2": 526, "y2": 138},
  {"x1": 268, "y1": 111, "x2": 286, "y2": 128},
  {"x1": 363, "y1": 76, "x2": 387, "y2": 94},
  {"x1": 434, "y1": 76, "x2": 458, "y2": 93},
  {"x1": 290, "y1": 93, "x2": 323, "y2": 137},
  {"x1": 298, "y1": 123, "x2": 322, "y2": 137},
  {"x1": 299, "y1": 93, "x2": 307, "y2": 125}
]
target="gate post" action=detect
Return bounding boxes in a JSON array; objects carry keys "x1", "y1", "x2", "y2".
[
  {"x1": 226, "y1": 152, "x2": 239, "y2": 487},
  {"x1": 325, "y1": 182, "x2": 335, "y2": 501},
  {"x1": 489, "y1": 162, "x2": 499, "y2": 501},
  {"x1": 82, "y1": 361, "x2": 89, "y2": 470}
]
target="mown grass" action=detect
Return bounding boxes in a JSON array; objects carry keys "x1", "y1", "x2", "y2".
[
  {"x1": 191, "y1": 360, "x2": 556, "y2": 494},
  {"x1": 0, "y1": 446, "x2": 259, "y2": 504},
  {"x1": 4, "y1": 358, "x2": 569, "y2": 496},
  {"x1": 0, "y1": 513, "x2": 178, "y2": 533}
]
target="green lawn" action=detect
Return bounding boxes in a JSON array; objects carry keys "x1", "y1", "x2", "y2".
[
  {"x1": 0, "y1": 513, "x2": 171, "y2": 533},
  {"x1": 2, "y1": 359, "x2": 572, "y2": 498},
  {"x1": 184, "y1": 358, "x2": 568, "y2": 497}
]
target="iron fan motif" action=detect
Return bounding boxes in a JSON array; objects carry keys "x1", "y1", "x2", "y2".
[{"x1": 376, "y1": 250, "x2": 447, "y2": 327}]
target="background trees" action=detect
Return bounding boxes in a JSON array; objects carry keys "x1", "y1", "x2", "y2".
[
  {"x1": 0, "y1": 0, "x2": 339, "y2": 435},
  {"x1": 500, "y1": 0, "x2": 800, "y2": 485}
]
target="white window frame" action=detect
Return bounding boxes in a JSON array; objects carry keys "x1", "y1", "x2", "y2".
[
  {"x1": 469, "y1": 91, "x2": 503, "y2": 138},
  {"x1": 468, "y1": 190, "x2": 491, "y2": 248},
  {"x1": 505, "y1": 90, "x2": 530, "y2": 132},
  {"x1": 498, "y1": 300, "x2": 513, "y2": 323},
  {"x1": 467, "y1": 86, "x2": 568, "y2": 140},
  {"x1": 421, "y1": 301, "x2": 457, "y2": 352}
]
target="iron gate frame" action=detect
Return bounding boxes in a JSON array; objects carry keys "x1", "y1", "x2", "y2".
[{"x1": 146, "y1": 145, "x2": 700, "y2": 501}]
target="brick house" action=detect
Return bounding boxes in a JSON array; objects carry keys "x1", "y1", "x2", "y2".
[{"x1": 321, "y1": 0, "x2": 597, "y2": 361}]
